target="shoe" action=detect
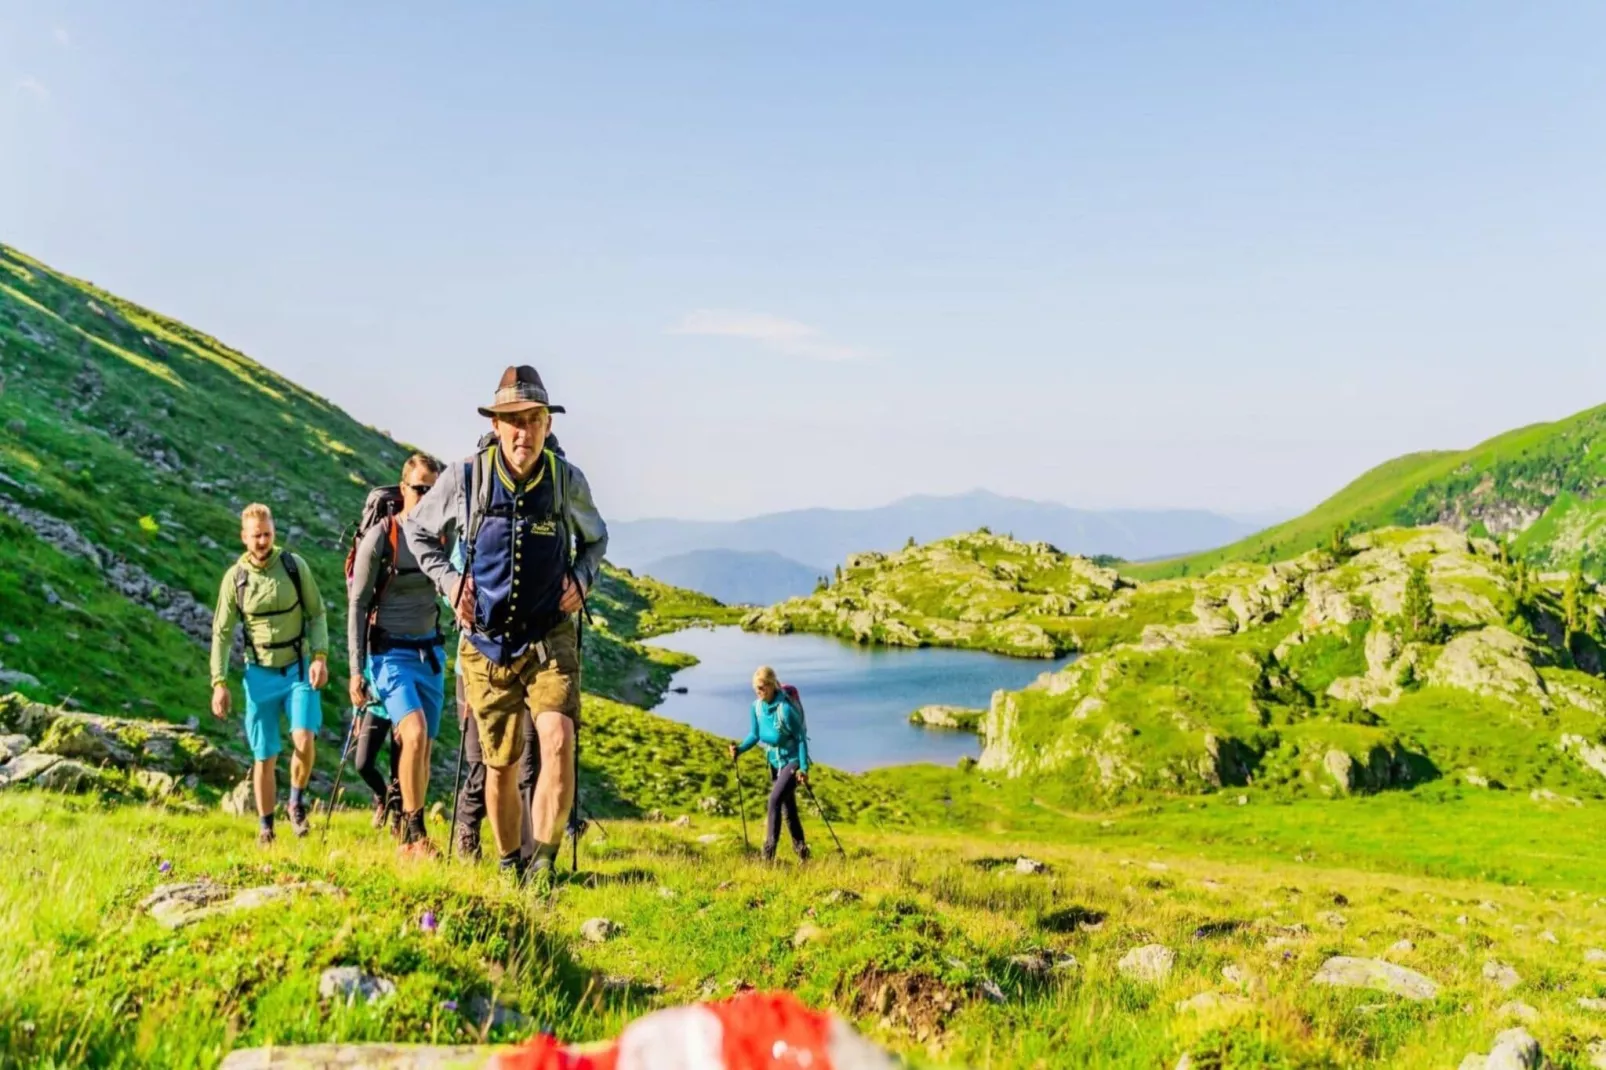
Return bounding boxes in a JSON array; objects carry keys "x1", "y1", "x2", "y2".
[
  {"x1": 400, "y1": 838, "x2": 441, "y2": 860},
  {"x1": 388, "y1": 802, "x2": 403, "y2": 840},
  {"x1": 290, "y1": 804, "x2": 310, "y2": 838},
  {"x1": 455, "y1": 822, "x2": 482, "y2": 862},
  {"x1": 525, "y1": 856, "x2": 555, "y2": 894},
  {"x1": 795, "y1": 843, "x2": 812, "y2": 863},
  {"x1": 370, "y1": 796, "x2": 388, "y2": 829},
  {"x1": 760, "y1": 847, "x2": 777, "y2": 864},
  {"x1": 257, "y1": 826, "x2": 276, "y2": 847}
]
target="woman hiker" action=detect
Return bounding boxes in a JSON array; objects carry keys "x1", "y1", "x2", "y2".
[
  {"x1": 353, "y1": 696, "x2": 402, "y2": 837},
  {"x1": 728, "y1": 666, "x2": 812, "y2": 862},
  {"x1": 348, "y1": 453, "x2": 449, "y2": 858}
]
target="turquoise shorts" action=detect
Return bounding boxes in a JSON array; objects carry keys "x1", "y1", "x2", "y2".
[
  {"x1": 366, "y1": 642, "x2": 445, "y2": 740},
  {"x1": 243, "y1": 661, "x2": 322, "y2": 761}
]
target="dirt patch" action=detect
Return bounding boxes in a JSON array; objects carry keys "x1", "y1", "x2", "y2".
[{"x1": 846, "y1": 968, "x2": 963, "y2": 1042}]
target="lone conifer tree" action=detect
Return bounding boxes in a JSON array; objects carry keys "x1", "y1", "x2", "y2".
[{"x1": 1402, "y1": 561, "x2": 1438, "y2": 642}]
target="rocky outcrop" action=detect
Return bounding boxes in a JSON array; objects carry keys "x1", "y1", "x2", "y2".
[
  {"x1": 1311, "y1": 956, "x2": 1439, "y2": 1001},
  {"x1": 0, "y1": 693, "x2": 243, "y2": 795},
  {"x1": 908, "y1": 705, "x2": 984, "y2": 732},
  {"x1": 1428, "y1": 628, "x2": 1550, "y2": 709},
  {"x1": 0, "y1": 496, "x2": 216, "y2": 647}
]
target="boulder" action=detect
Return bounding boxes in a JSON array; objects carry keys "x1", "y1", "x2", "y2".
[
  {"x1": 1560, "y1": 734, "x2": 1606, "y2": 781},
  {"x1": 0, "y1": 750, "x2": 62, "y2": 787},
  {"x1": 133, "y1": 769, "x2": 179, "y2": 798},
  {"x1": 318, "y1": 967, "x2": 397, "y2": 1006},
  {"x1": 793, "y1": 924, "x2": 826, "y2": 947},
  {"x1": 581, "y1": 918, "x2": 618, "y2": 943},
  {"x1": 33, "y1": 758, "x2": 101, "y2": 793},
  {"x1": 142, "y1": 879, "x2": 339, "y2": 930},
  {"x1": 0, "y1": 693, "x2": 63, "y2": 738},
  {"x1": 0, "y1": 733, "x2": 30, "y2": 762},
  {"x1": 1428, "y1": 628, "x2": 1549, "y2": 709},
  {"x1": 220, "y1": 780, "x2": 253, "y2": 817},
  {"x1": 463, "y1": 995, "x2": 529, "y2": 1032},
  {"x1": 33, "y1": 711, "x2": 242, "y2": 785},
  {"x1": 1118, "y1": 944, "x2": 1175, "y2": 984},
  {"x1": 1482, "y1": 960, "x2": 1522, "y2": 992},
  {"x1": 1015, "y1": 857, "x2": 1048, "y2": 875},
  {"x1": 1496, "y1": 1002, "x2": 1539, "y2": 1024},
  {"x1": 1312, "y1": 956, "x2": 1438, "y2": 1001}
]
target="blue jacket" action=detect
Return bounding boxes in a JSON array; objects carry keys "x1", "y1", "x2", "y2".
[{"x1": 736, "y1": 696, "x2": 810, "y2": 772}]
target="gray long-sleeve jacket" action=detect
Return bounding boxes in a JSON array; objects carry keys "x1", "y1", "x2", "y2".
[
  {"x1": 401, "y1": 447, "x2": 608, "y2": 613},
  {"x1": 347, "y1": 520, "x2": 446, "y2": 670}
]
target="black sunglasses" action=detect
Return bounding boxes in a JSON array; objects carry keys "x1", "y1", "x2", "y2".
[{"x1": 405, "y1": 482, "x2": 435, "y2": 496}]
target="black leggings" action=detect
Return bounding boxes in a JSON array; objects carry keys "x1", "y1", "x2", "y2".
[
  {"x1": 354, "y1": 711, "x2": 400, "y2": 807},
  {"x1": 766, "y1": 762, "x2": 807, "y2": 857}
]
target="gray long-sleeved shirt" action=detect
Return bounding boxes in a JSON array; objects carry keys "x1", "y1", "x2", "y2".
[
  {"x1": 401, "y1": 446, "x2": 608, "y2": 613},
  {"x1": 347, "y1": 520, "x2": 446, "y2": 669}
]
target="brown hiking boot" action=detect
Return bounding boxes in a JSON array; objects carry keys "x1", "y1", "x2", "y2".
[
  {"x1": 455, "y1": 822, "x2": 482, "y2": 862},
  {"x1": 370, "y1": 796, "x2": 388, "y2": 829},
  {"x1": 399, "y1": 838, "x2": 441, "y2": 860},
  {"x1": 257, "y1": 826, "x2": 276, "y2": 847}
]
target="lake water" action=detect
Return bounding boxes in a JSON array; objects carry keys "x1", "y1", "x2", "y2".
[{"x1": 645, "y1": 626, "x2": 1074, "y2": 772}]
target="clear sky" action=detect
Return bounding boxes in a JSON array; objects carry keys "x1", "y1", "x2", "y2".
[{"x1": 4, "y1": 3, "x2": 1605, "y2": 522}]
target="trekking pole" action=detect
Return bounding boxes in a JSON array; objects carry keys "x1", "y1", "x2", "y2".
[
  {"x1": 800, "y1": 778, "x2": 846, "y2": 858},
  {"x1": 322, "y1": 707, "x2": 361, "y2": 843},
  {"x1": 446, "y1": 699, "x2": 468, "y2": 863},
  {"x1": 568, "y1": 604, "x2": 587, "y2": 872},
  {"x1": 731, "y1": 754, "x2": 751, "y2": 851}
]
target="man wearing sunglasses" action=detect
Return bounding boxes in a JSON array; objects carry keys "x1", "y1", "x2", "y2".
[{"x1": 404, "y1": 365, "x2": 607, "y2": 888}]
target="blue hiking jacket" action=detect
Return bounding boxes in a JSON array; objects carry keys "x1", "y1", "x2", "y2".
[{"x1": 736, "y1": 695, "x2": 810, "y2": 772}]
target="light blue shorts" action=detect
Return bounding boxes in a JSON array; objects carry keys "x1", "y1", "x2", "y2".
[
  {"x1": 366, "y1": 642, "x2": 446, "y2": 740},
  {"x1": 243, "y1": 661, "x2": 322, "y2": 761}
]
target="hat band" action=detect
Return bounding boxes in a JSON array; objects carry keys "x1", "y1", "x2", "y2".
[{"x1": 493, "y1": 383, "x2": 549, "y2": 407}]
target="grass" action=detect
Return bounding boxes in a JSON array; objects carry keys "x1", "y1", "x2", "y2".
[{"x1": 9, "y1": 790, "x2": 1606, "y2": 1068}]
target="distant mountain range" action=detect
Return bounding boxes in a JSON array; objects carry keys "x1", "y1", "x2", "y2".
[
  {"x1": 637, "y1": 549, "x2": 825, "y2": 607},
  {"x1": 614, "y1": 491, "x2": 1269, "y2": 603}
]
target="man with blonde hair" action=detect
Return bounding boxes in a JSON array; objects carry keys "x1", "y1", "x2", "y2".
[{"x1": 210, "y1": 503, "x2": 331, "y2": 844}]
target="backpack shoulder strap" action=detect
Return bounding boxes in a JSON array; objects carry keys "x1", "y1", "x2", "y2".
[
  {"x1": 466, "y1": 447, "x2": 494, "y2": 544},
  {"x1": 233, "y1": 564, "x2": 249, "y2": 616},
  {"x1": 281, "y1": 551, "x2": 306, "y2": 611}
]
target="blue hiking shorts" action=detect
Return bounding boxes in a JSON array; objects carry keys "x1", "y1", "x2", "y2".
[
  {"x1": 243, "y1": 661, "x2": 323, "y2": 761},
  {"x1": 366, "y1": 642, "x2": 446, "y2": 740}
]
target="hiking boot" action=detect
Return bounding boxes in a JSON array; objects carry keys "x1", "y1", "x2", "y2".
[
  {"x1": 289, "y1": 804, "x2": 310, "y2": 838},
  {"x1": 388, "y1": 802, "x2": 404, "y2": 840},
  {"x1": 525, "y1": 856, "x2": 555, "y2": 894},
  {"x1": 370, "y1": 795, "x2": 389, "y2": 830},
  {"x1": 795, "y1": 843, "x2": 812, "y2": 863},
  {"x1": 257, "y1": 825, "x2": 276, "y2": 847},
  {"x1": 400, "y1": 838, "x2": 441, "y2": 860},
  {"x1": 455, "y1": 822, "x2": 482, "y2": 862}
]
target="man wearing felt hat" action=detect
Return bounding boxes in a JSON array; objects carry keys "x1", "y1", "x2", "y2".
[{"x1": 404, "y1": 365, "x2": 608, "y2": 887}]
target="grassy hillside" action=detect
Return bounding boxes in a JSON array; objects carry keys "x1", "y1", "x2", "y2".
[
  {"x1": 11, "y1": 789, "x2": 1606, "y2": 1068},
  {"x1": 1131, "y1": 405, "x2": 1606, "y2": 581},
  {"x1": 0, "y1": 241, "x2": 739, "y2": 800}
]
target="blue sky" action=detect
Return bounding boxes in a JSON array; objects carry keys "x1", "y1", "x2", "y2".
[{"x1": 4, "y1": 3, "x2": 1605, "y2": 521}]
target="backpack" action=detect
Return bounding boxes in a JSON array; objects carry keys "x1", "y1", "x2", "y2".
[
  {"x1": 344, "y1": 485, "x2": 404, "y2": 591},
  {"x1": 778, "y1": 683, "x2": 810, "y2": 745},
  {"x1": 234, "y1": 551, "x2": 307, "y2": 667}
]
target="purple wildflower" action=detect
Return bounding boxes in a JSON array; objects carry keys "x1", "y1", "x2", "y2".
[
  {"x1": 158, "y1": 860, "x2": 171, "y2": 874},
  {"x1": 441, "y1": 1000, "x2": 458, "y2": 1011},
  {"x1": 421, "y1": 910, "x2": 438, "y2": 933}
]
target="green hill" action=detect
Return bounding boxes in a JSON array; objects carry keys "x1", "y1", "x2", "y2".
[
  {"x1": 1130, "y1": 404, "x2": 1606, "y2": 580},
  {"x1": 0, "y1": 241, "x2": 748, "y2": 807}
]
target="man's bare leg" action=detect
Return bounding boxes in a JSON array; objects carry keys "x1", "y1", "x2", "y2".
[{"x1": 530, "y1": 710, "x2": 576, "y2": 846}]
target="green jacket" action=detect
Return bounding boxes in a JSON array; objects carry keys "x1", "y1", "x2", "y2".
[{"x1": 210, "y1": 547, "x2": 329, "y2": 685}]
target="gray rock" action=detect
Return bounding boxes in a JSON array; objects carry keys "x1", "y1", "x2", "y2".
[
  {"x1": 793, "y1": 924, "x2": 825, "y2": 947},
  {"x1": 133, "y1": 769, "x2": 179, "y2": 797},
  {"x1": 908, "y1": 705, "x2": 984, "y2": 732},
  {"x1": 1589, "y1": 1039, "x2": 1606, "y2": 1070},
  {"x1": 0, "y1": 750, "x2": 61, "y2": 787},
  {"x1": 581, "y1": 917, "x2": 617, "y2": 943},
  {"x1": 1311, "y1": 956, "x2": 1439, "y2": 1001},
  {"x1": 318, "y1": 966, "x2": 396, "y2": 1005},
  {"x1": 1496, "y1": 1001, "x2": 1539, "y2": 1024},
  {"x1": 220, "y1": 780, "x2": 253, "y2": 817},
  {"x1": 1485, "y1": 1027, "x2": 1541, "y2": 1070},
  {"x1": 33, "y1": 758, "x2": 99, "y2": 793},
  {"x1": 1483, "y1": 960, "x2": 1522, "y2": 991},
  {"x1": 3, "y1": 634, "x2": 20, "y2": 645},
  {"x1": 1587, "y1": 948, "x2": 1606, "y2": 964},
  {"x1": 1387, "y1": 939, "x2": 1415, "y2": 956},
  {"x1": 1015, "y1": 856, "x2": 1048, "y2": 875},
  {"x1": 695, "y1": 834, "x2": 721, "y2": 845},
  {"x1": 1578, "y1": 996, "x2": 1606, "y2": 1012},
  {"x1": 0, "y1": 733, "x2": 31, "y2": 762},
  {"x1": 142, "y1": 879, "x2": 339, "y2": 930},
  {"x1": 671, "y1": 815, "x2": 692, "y2": 828},
  {"x1": 463, "y1": 995, "x2": 529, "y2": 1031},
  {"x1": 1118, "y1": 944, "x2": 1175, "y2": 984},
  {"x1": 977, "y1": 978, "x2": 1006, "y2": 1004},
  {"x1": 696, "y1": 795, "x2": 730, "y2": 816},
  {"x1": 0, "y1": 669, "x2": 41, "y2": 689}
]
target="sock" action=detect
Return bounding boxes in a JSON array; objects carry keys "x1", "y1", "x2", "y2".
[
  {"x1": 404, "y1": 809, "x2": 426, "y2": 844},
  {"x1": 499, "y1": 849, "x2": 527, "y2": 874},
  {"x1": 289, "y1": 786, "x2": 304, "y2": 811},
  {"x1": 260, "y1": 813, "x2": 274, "y2": 831}
]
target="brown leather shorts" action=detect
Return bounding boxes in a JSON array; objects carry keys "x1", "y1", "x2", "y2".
[{"x1": 456, "y1": 618, "x2": 580, "y2": 768}]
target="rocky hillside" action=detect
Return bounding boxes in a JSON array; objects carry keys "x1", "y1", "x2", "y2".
[
  {"x1": 743, "y1": 531, "x2": 1134, "y2": 657},
  {"x1": 0, "y1": 242, "x2": 735, "y2": 797},
  {"x1": 980, "y1": 526, "x2": 1606, "y2": 804},
  {"x1": 1133, "y1": 402, "x2": 1606, "y2": 580}
]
